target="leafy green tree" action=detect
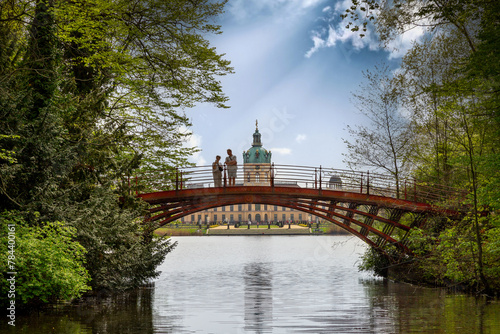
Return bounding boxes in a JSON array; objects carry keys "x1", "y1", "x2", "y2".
[
  {"x1": 342, "y1": 0, "x2": 500, "y2": 294},
  {"x1": 396, "y1": 30, "x2": 470, "y2": 187},
  {"x1": 0, "y1": 0, "x2": 231, "y2": 295},
  {"x1": 54, "y1": 0, "x2": 232, "y2": 174}
]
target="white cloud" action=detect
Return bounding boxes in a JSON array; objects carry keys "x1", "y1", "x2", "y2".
[
  {"x1": 306, "y1": 22, "x2": 380, "y2": 59},
  {"x1": 180, "y1": 126, "x2": 206, "y2": 166},
  {"x1": 305, "y1": 0, "x2": 426, "y2": 59},
  {"x1": 270, "y1": 147, "x2": 292, "y2": 155},
  {"x1": 305, "y1": 32, "x2": 326, "y2": 58},
  {"x1": 295, "y1": 134, "x2": 307, "y2": 143},
  {"x1": 386, "y1": 25, "x2": 427, "y2": 59}
]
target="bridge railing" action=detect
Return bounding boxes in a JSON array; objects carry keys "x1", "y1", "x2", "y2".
[{"x1": 128, "y1": 164, "x2": 467, "y2": 206}]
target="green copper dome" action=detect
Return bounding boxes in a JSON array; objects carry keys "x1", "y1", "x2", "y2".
[{"x1": 243, "y1": 122, "x2": 272, "y2": 164}]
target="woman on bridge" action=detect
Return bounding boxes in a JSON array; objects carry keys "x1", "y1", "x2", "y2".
[{"x1": 212, "y1": 155, "x2": 223, "y2": 187}]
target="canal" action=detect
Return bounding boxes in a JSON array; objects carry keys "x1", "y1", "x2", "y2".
[{"x1": 2, "y1": 235, "x2": 500, "y2": 333}]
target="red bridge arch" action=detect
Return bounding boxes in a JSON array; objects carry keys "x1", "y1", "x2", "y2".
[{"x1": 133, "y1": 164, "x2": 466, "y2": 255}]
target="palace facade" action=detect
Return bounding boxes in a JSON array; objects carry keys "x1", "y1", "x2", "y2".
[{"x1": 181, "y1": 122, "x2": 320, "y2": 225}]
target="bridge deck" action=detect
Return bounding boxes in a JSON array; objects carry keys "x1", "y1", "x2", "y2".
[
  {"x1": 138, "y1": 186, "x2": 459, "y2": 216},
  {"x1": 131, "y1": 164, "x2": 466, "y2": 210}
]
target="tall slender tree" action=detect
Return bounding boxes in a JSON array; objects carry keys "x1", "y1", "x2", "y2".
[{"x1": 343, "y1": 63, "x2": 411, "y2": 198}]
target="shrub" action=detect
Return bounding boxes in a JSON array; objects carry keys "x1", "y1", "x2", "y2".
[{"x1": 0, "y1": 212, "x2": 91, "y2": 308}]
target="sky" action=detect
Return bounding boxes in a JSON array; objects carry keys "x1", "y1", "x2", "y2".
[{"x1": 184, "y1": 0, "x2": 425, "y2": 170}]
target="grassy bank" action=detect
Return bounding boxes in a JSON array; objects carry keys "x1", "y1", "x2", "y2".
[
  {"x1": 154, "y1": 227, "x2": 206, "y2": 236},
  {"x1": 154, "y1": 224, "x2": 349, "y2": 236}
]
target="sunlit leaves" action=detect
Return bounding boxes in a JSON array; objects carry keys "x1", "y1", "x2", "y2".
[{"x1": 0, "y1": 214, "x2": 91, "y2": 308}]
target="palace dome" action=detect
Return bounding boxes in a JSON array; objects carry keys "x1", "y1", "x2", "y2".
[{"x1": 243, "y1": 122, "x2": 272, "y2": 164}]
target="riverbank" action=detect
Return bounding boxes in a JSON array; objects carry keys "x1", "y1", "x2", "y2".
[
  {"x1": 207, "y1": 224, "x2": 311, "y2": 235},
  {"x1": 154, "y1": 224, "x2": 350, "y2": 236}
]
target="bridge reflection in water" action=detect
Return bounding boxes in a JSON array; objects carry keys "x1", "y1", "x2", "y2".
[
  {"x1": 130, "y1": 164, "x2": 467, "y2": 255},
  {"x1": 244, "y1": 262, "x2": 273, "y2": 333}
]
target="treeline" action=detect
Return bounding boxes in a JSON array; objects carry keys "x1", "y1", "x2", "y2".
[
  {"x1": 0, "y1": 0, "x2": 232, "y2": 308},
  {"x1": 342, "y1": 0, "x2": 499, "y2": 295}
]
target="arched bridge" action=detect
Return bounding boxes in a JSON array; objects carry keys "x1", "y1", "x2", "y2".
[{"x1": 131, "y1": 164, "x2": 466, "y2": 255}]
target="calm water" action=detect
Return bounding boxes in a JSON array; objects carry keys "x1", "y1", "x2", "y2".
[{"x1": 2, "y1": 235, "x2": 500, "y2": 333}]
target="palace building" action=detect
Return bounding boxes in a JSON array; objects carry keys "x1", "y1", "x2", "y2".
[{"x1": 181, "y1": 122, "x2": 318, "y2": 225}]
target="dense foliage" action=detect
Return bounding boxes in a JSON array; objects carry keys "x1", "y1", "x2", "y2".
[
  {"x1": 343, "y1": 0, "x2": 500, "y2": 295},
  {"x1": 0, "y1": 212, "x2": 91, "y2": 308},
  {"x1": 0, "y1": 0, "x2": 231, "y2": 307}
]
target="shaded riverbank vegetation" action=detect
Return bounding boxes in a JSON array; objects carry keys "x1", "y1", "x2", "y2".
[
  {"x1": 0, "y1": 0, "x2": 232, "y2": 310},
  {"x1": 342, "y1": 0, "x2": 500, "y2": 295}
]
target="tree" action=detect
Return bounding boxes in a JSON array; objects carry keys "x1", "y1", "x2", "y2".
[
  {"x1": 0, "y1": 0, "x2": 232, "y2": 294},
  {"x1": 392, "y1": 13, "x2": 497, "y2": 295},
  {"x1": 397, "y1": 28, "x2": 472, "y2": 187},
  {"x1": 343, "y1": 63, "x2": 412, "y2": 198},
  {"x1": 342, "y1": 0, "x2": 480, "y2": 52},
  {"x1": 54, "y1": 0, "x2": 233, "y2": 174},
  {"x1": 342, "y1": 0, "x2": 500, "y2": 295},
  {"x1": 53, "y1": 187, "x2": 178, "y2": 291}
]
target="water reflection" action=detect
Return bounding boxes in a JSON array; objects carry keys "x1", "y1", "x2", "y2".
[
  {"x1": 0, "y1": 288, "x2": 156, "y2": 334},
  {"x1": 360, "y1": 278, "x2": 499, "y2": 334},
  {"x1": 73, "y1": 287, "x2": 155, "y2": 334},
  {"x1": 244, "y1": 263, "x2": 273, "y2": 333},
  {"x1": 3, "y1": 236, "x2": 500, "y2": 334}
]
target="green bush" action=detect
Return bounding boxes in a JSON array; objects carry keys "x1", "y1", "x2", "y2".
[{"x1": 0, "y1": 212, "x2": 91, "y2": 308}]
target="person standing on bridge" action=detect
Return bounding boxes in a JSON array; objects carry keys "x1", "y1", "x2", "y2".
[
  {"x1": 225, "y1": 149, "x2": 237, "y2": 186},
  {"x1": 212, "y1": 155, "x2": 223, "y2": 187}
]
